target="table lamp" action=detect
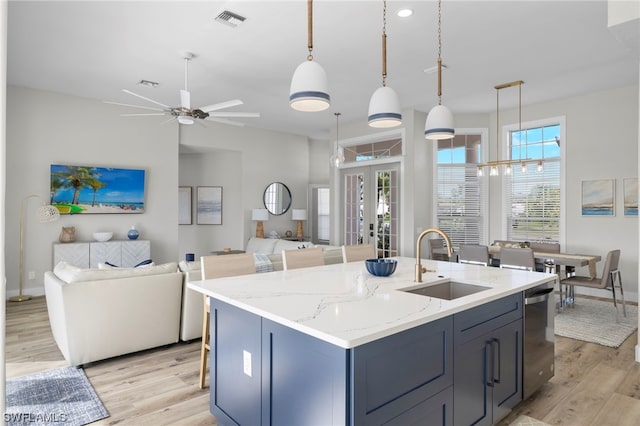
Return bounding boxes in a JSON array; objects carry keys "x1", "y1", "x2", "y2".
[
  {"x1": 291, "y1": 209, "x2": 307, "y2": 241},
  {"x1": 252, "y1": 209, "x2": 269, "y2": 238}
]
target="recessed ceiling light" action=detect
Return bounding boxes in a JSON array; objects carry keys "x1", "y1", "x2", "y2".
[{"x1": 397, "y1": 8, "x2": 414, "y2": 18}]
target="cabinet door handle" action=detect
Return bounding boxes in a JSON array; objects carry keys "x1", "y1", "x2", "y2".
[
  {"x1": 485, "y1": 341, "x2": 494, "y2": 387},
  {"x1": 491, "y1": 338, "x2": 501, "y2": 384}
]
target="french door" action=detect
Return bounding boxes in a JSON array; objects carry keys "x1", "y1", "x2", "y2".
[{"x1": 341, "y1": 163, "x2": 400, "y2": 258}]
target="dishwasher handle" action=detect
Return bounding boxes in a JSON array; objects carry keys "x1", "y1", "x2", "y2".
[{"x1": 525, "y1": 287, "x2": 553, "y2": 305}]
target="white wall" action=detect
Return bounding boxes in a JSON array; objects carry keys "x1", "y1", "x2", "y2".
[
  {"x1": 177, "y1": 121, "x2": 311, "y2": 253},
  {"x1": 5, "y1": 86, "x2": 179, "y2": 297}
]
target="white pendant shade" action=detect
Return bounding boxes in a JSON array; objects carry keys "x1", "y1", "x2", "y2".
[
  {"x1": 368, "y1": 86, "x2": 402, "y2": 128},
  {"x1": 289, "y1": 60, "x2": 330, "y2": 112},
  {"x1": 424, "y1": 104, "x2": 454, "y2": 140}
]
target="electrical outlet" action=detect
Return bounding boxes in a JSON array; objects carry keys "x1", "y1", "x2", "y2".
[
  {"x1": 28, "y1": 271, "x2": 36, "y2": 280},
  {"x1": 243, "y1": 350, "x2": 252, "y2": 377}
]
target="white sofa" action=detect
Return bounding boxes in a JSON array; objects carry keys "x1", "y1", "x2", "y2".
[
  {"x1": 245, "y1": 237, "x2": 343, "y2": 271},
  {"x1": 44, "y1": 261, "x2": 183, "y2": 366}
]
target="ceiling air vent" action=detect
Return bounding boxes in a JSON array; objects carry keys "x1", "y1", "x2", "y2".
[{"x1": 214, "y1": 10, "x2": 247, "y2": 28}]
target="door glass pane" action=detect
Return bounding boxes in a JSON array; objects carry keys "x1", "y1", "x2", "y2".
[
  {"x1": 344, "y1": 173, "x2": 364, "y2": 245},
  {"x1": 376, "y1": 169, "x2": 398, "y2": 258}
]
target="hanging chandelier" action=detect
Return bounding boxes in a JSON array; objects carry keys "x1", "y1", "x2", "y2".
[
  {"x1": 289, "y1": 0, "x2": 330, "y2": 112},
  {"x1": 476, "y1": 80, "x2": 544, "y2": 177},
  {"x1": 329, "y1": 112, "x2": 344, "y2": 168},
  {"x1": 424, "y1": 0, "x2": 454, "y2": 140},
  {"x1": 368, "y1": 0, "x2": 402, "y2": 128}
]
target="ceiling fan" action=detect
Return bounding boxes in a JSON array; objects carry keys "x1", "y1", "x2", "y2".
[{"x1": 105, "y1": 52, "x2": 260, "y2": 126}]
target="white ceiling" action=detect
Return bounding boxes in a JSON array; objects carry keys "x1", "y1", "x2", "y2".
[{"x1": 7, "y1": 0, "x2": 639, "y2": 139}]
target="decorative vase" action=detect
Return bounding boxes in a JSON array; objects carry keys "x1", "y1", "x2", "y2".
[
  {"x1": 127, "y1": 226, "x2": 139, "y2": 240},
  {"x1": 59, "y1": 226, "x2": 76, "y2": 243}
]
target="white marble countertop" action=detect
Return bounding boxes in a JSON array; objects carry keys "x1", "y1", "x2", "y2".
[{"x1": 188, "y1": 257, "x2": 557, "y2": 349}]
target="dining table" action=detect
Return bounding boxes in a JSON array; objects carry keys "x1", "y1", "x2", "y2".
[{"x1": 432, "y1": 245, "x2": 602, "y2": 308}]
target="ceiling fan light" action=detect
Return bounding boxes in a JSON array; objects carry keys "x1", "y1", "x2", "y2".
[
  {"x1": 368, "y1": 86, "x2": 402, "y2": 128},
  {"x1": 424, "y1": 104, "x2": 454, "y2": 140},
  {"x1": 289, "y1": 60, "x2": 330, "y2": 112},
  {"x1": 178, "y1": 116, "x2": 194, "y2": 125}
]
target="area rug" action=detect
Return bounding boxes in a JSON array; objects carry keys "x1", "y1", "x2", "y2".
[
  {"x1": 509, "y1": 415, "x2": 551, "y2": 426},
  {"x1": 555, "y1": 297, "x2": 638, "y2": 348},
  {"x1": 5, "y1": 366, "x2": 109, "y2": 426}
]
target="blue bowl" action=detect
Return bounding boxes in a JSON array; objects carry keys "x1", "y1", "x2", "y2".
[{"x1": 365, "y1": 258, "x2": 398, "y2": 277}]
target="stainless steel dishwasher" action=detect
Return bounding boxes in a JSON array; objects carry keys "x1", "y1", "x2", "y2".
[{"x1": 523, "y1": 281, "x2": 555, "y2": 399}]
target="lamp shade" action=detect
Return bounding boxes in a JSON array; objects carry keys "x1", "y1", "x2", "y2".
[
  {"x1": 289, "y1": 60, "x2": 330, "y2": 112},
  {"x1": 424, "y1": 104, "x2": 455, "y2": 140},
  {"x1": 38, "y1": 205, "x2": 61, "y2": 223},
  {"x1": 368, "y1": 86, "x2": 402, "y2": 128},
  {"x1": 252, "y1": 209, "x2": 269, "y2": 221},
  {"x1": 291, "y1": 209, "x2": 307, "y2": 221}
]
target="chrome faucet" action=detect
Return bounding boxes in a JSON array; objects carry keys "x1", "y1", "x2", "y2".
[{"x1": 415, "y1": 228, "x2": 453, "y2": 282}]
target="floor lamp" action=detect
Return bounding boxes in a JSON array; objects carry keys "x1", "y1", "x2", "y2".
[{"x1": 10, "y1": 195, "x2": 60, "y2": 302}]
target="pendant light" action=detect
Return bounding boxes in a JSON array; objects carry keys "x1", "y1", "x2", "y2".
[
  {"x1": 424, "y1": 0, "x2": 454, "y2": 140},
  {"x1": 368, "y1": 0, "x2": 402, "y2": 128},
  {"x1": 330, "y1": 112, "x2": 344, "y2": 168},
  {"x1": 289, "y1": 0, "x2": 330, "y2": 112}
]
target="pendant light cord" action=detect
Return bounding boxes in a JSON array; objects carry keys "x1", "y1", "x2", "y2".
[
  {"x1": 307, "y1": 0, "x2": 314, "y2": 60},
  {"x1": 381, "y1": 0, "x2": 387, "y2": 87},
  {"x1": 437, "y1": 0, "x2": 443, "y2": 104},
  {"x1": 335, "y1": 112, "x2": 341, "y2": 152}
]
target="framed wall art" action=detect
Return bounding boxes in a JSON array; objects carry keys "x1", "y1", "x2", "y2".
[
  {"x1": 178, "y1": 186, "x2": 192, "y2": 225},
  {"x1": 623, "y1": 177, "x2": 638, "y2": 216},
  {"x1": 50, "y1": 164, "x2": 145, "y2": 214},
  {"x1": 197, "y1": 186, "x2": 223, "y2": 225},
  {"x1": 581, "y1": 179, "x2": 615, "y2": 216}
]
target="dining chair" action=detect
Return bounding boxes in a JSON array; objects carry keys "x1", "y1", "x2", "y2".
[
  {"x1": 199, "y1": 252, "x2": 256, "y2": 389},
  {"x1": 341, "y1": 244, "x2": 375, "y2": 263},
  {"x1": 458, "y1": 244, "x2": 490, "y2": 266},
  {"x1": 560, "y1": 249, "x2": 626, "y2": 321},
  {"x1": 530, "y1": 241, "x2": 561, "y2": 272},
  {"x1": 499, "y1": 247, "x2": 536, "y2": 271},
  {"x1": 427, "y1": 238, "x2": 448, "y2": 261},
  {"x1": 282, "y1": 247, "x2": 325, "y2": 270}
]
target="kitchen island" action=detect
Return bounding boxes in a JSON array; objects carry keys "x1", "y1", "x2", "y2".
[{"x1": 189, "y1": 256, "x2": 557, "y2": 426}]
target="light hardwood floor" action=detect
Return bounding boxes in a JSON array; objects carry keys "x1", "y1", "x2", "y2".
[{"x1": 5, "y1": 296, "x2": 640, "y2": 425}]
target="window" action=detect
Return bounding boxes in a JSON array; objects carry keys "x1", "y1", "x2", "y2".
[
  {"x1": 342, "y1": 138, "x2": 402, "y2": 164},
  {"x1": 435, "y1": 132, "x2": 486, "y2": 247},
  {"x1": 505, "y1": 123, "x2": 561, "y2": 242}
]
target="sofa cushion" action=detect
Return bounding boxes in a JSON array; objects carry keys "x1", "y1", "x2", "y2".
[
  {"x1": 54, "y1": 261, "x2": 178, "y2": 284},
  {"x1": 273, "y1": 239, "x2": 314, "y2": 253},
  {"x1": 178, "y1": 260, "x2": 201, "y2": 272},
  {"x1": 245, "y1": 237, "x2": 279, "y2": 255}
]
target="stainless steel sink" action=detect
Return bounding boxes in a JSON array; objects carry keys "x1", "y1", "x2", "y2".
[{"x1": 402, "y1": 281, "x2": 491, "y2": 300}]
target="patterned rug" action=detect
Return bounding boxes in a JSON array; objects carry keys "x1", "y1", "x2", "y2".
[
  {"x1": 555, "y1": 297, "x2": 638, "y2": 348},
  {"x1": 5, "y1": 366, "x2": 109, "y2": 426},
  {"x1": 509, "y1": 415, "x2": 551, "y2": 425}
]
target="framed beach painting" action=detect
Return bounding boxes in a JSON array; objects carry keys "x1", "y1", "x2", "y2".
[
  {"x1": 623, "y1": 178, "x2": 638, "y2": 216},
  {"x1": 50, "y1": 164, "x2": 145, "y2": 214},
  {"x1": 197, "y1": 186, "x2": 223, "y2": 225},
  {"x1": 178, "y1": 186, "x2": 192, "y2": 225},
  {"x1": 581, "y1": 179, "x2": 615, "y2": 216}
]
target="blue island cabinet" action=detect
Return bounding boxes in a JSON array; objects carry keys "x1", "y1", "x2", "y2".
[
  {"x1": 453, "y1": 293, "x2": 523, "y2": 426},
  {"x1": 209, "y1": 299, "x2": 454, "y2": 426}
]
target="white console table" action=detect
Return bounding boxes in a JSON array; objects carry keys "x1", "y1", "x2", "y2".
[{"x1": 53, "y1": 240, "x2": 151, "y2": 268}]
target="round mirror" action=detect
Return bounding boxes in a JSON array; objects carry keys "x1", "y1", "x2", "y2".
[{"x1": 263, "y1": 182, "x2": 292, "y2": 216}]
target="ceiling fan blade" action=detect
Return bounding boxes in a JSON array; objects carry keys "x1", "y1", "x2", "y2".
[
  {"x1": 180, "y1": 89, "x2": 190, "y2": 109},
  {"x1": 122, "y1": 89, "x2": 171, "y2": 109},
  {"x1": 200, "y1": 99, "x2": 243, "y2": 113},
  {"x1": 209, "y1": 112, "x2": 260, "y2": 118},
  {"x1": 103, "y1": 101, "x2": 164, "y2": 112},
  {"x1": 121, "y1": 113, "x2": 167, "y2": 117},
  {"x1": 205, "y1": 116, "x2": 246, "y2": 127}
]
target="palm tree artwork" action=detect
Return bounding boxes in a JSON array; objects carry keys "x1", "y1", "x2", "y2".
[{"x1": 50, "y1": 164, "x2": 145, "y2": 214}]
